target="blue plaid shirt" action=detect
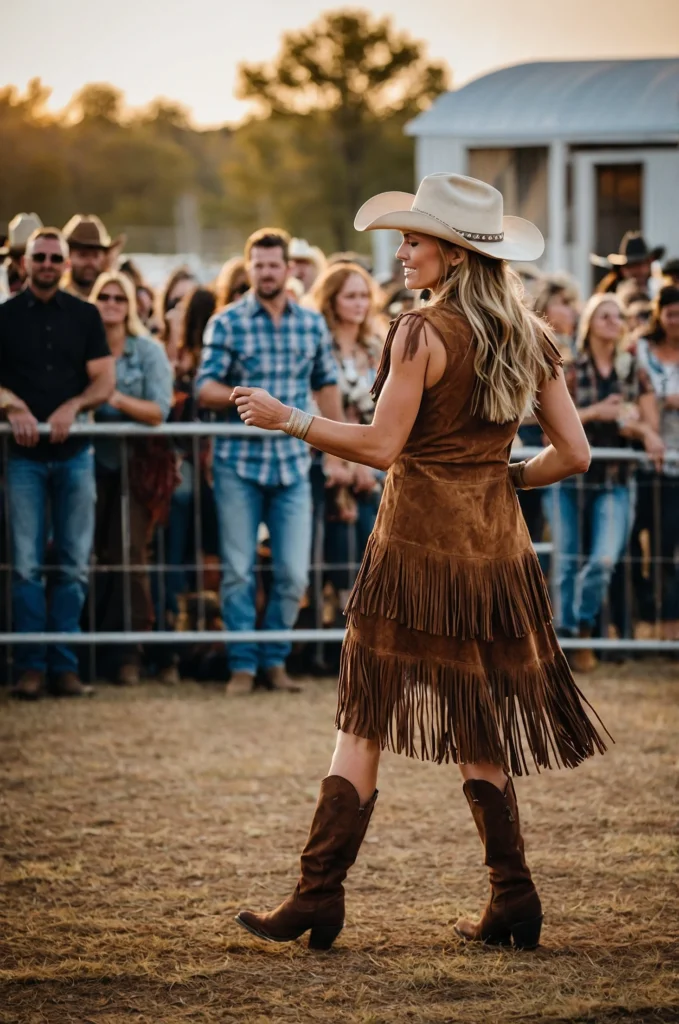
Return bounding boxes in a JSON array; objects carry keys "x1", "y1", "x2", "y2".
[{"x1": 196, "y1": 292, "x2": 338, "y2": 485}]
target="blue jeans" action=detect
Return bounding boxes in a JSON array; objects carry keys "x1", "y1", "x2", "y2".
[
  {"x1": 8, "y1": 447, "x2": 96, "y2": 673},
  {"x1": 545, "y1": 478, "x2": 634, "y2": 635},
  {"x1": 213, "y1": 461, "x2": 312, "y2": 673}
]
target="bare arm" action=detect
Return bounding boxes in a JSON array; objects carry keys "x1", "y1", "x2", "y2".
[
  {"x1": 314, "y1": 384, "x2": 343, "y2": 422},
  {"x1": 232, "y1": 320, "x2": 433, "y2": 471},
  {"x1": 197, "y1": 379, "x2": 234, "y2": 410},
  {"x1": 521, "y1": 369, "x2": 591, "y2": 488},
  {"x1": 108, "y1": 391, "x2": 165, "y2": 427},
  {"x1": 47, "y1": 356, "x2": 116, "y2": 443}
]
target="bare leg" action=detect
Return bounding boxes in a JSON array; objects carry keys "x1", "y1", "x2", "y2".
[
  {"x1": 458, "y1": 760, "x2": 508, "y2": 793},
  {"x1": 329, "y1": 729, "x2": 381, "y2": 806}
]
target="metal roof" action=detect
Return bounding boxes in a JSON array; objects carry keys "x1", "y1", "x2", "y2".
[{"x1": 407, "y1": 59, "x2": 679, "y2": 142}]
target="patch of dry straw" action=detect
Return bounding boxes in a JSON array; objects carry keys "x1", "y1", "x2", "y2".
[{"x1": 1, "y1": 663, "x2": 678, "y2": 1023}]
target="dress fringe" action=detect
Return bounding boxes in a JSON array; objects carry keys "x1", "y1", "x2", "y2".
[
  {"x1": 336, "y1": 634, "x2": 610, "y2": 776},
  {"x1": 346, "y1": 534, "x2": 553, "y2": 641}
]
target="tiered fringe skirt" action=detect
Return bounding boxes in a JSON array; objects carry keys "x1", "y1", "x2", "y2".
[{"x1": 336, "y1": 533, "x2": 610, "y2": 775}]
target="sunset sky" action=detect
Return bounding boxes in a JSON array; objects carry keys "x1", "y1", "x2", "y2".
[{"x1": 4, "y1": 0, "x2": 678, "y2": 125}]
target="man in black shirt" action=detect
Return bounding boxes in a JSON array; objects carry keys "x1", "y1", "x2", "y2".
[{"x1": 0, "y1": 227, "x2": 115, "y2": 699}]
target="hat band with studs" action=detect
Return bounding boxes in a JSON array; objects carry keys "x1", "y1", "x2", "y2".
[{"x1": 412, "y1": 207, "x2": 504, "y2": 242}]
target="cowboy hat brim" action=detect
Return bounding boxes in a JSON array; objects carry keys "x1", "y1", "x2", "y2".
[
  {"x1": 66, "y1": 233, "x2": 125, "y2": 251},
  {"x1": 608, "y1": 245, "x2": 666, "y2": 266},
  {"x1": 354, "y1": 191, "x2": 545, "y2": 262}
]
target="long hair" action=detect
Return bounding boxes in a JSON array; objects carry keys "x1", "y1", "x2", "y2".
[
  {"x1": 431, "y1": 244, "x2": 555, "y2": 424},
  {"x1": 90, "y1": 270, "x2": 146, "y2": 337},
  {"x1": 645, "y1": 285, "x2": 679, "y2": 344},
  {"x1": 182, "y1": 286, "x2": 217, "y2": 355},
  {"x1": 158, "y1": 266, "x2": 195, "y2": 318},
  {"x1": 576, "y1": 293, "x2": 626, "y2": 353},
  {"x1": 308, "y1": 262, "x2": 381, "y2": 351},
  {"x1": 532, "y1": 272, "x2": 580, "y2": 322},
  {"x1": 214, "y1": 257, "x2": 249, "y2": 309}
]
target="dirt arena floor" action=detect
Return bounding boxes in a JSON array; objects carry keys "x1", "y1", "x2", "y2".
[{"x1": 1, "y1": 662, "x2": 678, "y2": 1024}]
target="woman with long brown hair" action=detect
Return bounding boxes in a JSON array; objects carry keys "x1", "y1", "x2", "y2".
[
  {"x1": 231, "y1": 173, "x2": 610, "y2": 953},
  {"x1": 545, "y1": 293, "x2": 662, "y2": 671},
  {"x1": 308, "y1": 262, "x2": 384, "y2": 619},
  {"x1": 90, "y1": 271, "x2": 173, "y2": 685}
]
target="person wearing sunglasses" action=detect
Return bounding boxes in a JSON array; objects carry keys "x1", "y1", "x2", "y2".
[
  {"x1": 89, "y1": 271, "x2": 173, "y2": 687},
  {"x1": 0, "y1": 227, "x2": 115, "y2": 700}
]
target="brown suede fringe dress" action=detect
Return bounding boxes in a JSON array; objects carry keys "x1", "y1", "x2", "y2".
[{"x1": 336, "y1": 306, "x2": 610, "y2": 775}]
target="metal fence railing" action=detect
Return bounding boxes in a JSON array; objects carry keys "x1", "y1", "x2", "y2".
[{"x1": 1, "y1": 422, "x2": 679, "y2": 663}]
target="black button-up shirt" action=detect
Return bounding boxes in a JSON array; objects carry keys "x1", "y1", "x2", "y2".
[{"x1": 0, "y1": 287, "x2": 110, "y2": 460}]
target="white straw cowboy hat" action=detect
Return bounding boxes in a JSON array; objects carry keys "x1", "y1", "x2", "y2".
[
  {"x1": 355, "y1": 173, "x2": 545, "y2": 262},
  {"x1": 0, "y1": 212, "x2": 43, "y2": 256}
]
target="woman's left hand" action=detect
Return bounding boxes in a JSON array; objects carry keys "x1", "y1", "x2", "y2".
[{"x1": 233, "y1": 386, "x2": 290, "y2": 431}]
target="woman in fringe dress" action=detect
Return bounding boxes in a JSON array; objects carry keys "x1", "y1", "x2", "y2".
[{"x1": 232, "y1": 173, "x2": 610, "y2": 952}]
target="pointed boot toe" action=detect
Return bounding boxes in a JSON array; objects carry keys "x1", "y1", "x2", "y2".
[
  {"x1": 235, "y1": 908, "x2": 300, "y2": 943},
  {"x1": 235, "y1": 776, "x2": 377, "y2": 952}
]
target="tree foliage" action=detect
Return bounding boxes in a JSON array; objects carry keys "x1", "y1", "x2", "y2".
[
  {"x1": 0, "y1": 10, "x2": 449, "y2": 255},
  {"x1": 236, "y1": 9, "x2": 448, "y2": 249}
]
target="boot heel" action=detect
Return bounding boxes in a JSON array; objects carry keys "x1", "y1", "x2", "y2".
[
  {"x1": 308, "y1": 924, "x2": 343, "y2": 950},
  {"x1": 511, "y1": 915, "x2": 543, "y2": 950}
]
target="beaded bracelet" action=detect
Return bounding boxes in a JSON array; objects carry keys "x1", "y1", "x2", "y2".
[{"x1": 283, "y1": 407, "x2": 314, "y2": 440}]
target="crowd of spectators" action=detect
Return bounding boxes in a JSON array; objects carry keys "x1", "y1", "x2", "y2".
[{"x1": 1, "y1": 208, "x2": 678, "y2": 698}]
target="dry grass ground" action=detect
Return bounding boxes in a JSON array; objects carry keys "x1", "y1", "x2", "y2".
[{"x1": 1, "y1": 663, "x2": 678, "y2": 1024}]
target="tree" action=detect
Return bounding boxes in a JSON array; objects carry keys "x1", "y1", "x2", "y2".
[
  {"x1": 236, "y1": 9, "x2": 449, "y2": 250},
  {"x1": 67, "y1": 83, "x2": 123, "y2": 124}
]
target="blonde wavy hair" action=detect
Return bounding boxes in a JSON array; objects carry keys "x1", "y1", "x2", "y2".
[
  {"x1": 308, "y1": 262, "x2": 381, "y2": 351},
  {"x1": 90, "y1": 271, "x2": 146, "y2": 337},
  {"x1": 432, "y1": 243, "x2": 555, "y2": 423},
  {"x1": 576, "y1": 293, "x2": 626, "y2": 353}
]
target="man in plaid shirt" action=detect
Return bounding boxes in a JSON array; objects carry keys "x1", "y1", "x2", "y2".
[{"x1": 197, "y1": 229, "x2": 345, "y2": 694}]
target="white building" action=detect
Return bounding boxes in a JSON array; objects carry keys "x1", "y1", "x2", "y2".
[{"x1": 405, "y1": 59, "x2": 679, "y2": 295}]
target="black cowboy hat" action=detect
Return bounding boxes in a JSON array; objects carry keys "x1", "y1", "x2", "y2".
[
  {"x1": 590, "y1": 230, "x2": 665, "y2": 269},
  {"x1": 662, "y1": 257, "x2": 679, "y2": 279}
]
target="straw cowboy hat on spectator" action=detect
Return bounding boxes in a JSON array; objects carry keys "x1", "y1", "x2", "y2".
[
  {"x1": 62, "y1": 214, "x2": 124, "y2": 251},
  {"x1": 354, "y1": 172, "x2": 545, "y2": 262},
  {"x1": 590, "y1": 230, "x2": 666, "y2": 269},
  {"x1": 0, "y1": 212, "x2": 43, "y2": 256},
  {"x1": 289, "y1": 237, "x2": 325, "y2": 268}
]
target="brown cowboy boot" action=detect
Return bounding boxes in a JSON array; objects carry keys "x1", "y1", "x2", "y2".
[
  {"x1": 455, "y1": 778, "x2": 543, "y2": 950},
  {"x1": 236, "y1": 775, "x2": 377, "y2": 950},
  {"x1": 10, "y1": 669, "x2": 45, "y2": 701},
  {"x1": 50, "y1": 672, "x2": 94, "y2": 698}
]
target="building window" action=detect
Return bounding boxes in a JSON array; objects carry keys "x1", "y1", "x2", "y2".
[{"x1": 468, "y1": 148, "x2": 548, "y2": 237}]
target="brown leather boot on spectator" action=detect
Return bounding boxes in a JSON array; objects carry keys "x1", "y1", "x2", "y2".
[
  {"x1": 227, "y1": 670, "x2": 255, "y2": 696},
  {"x1": 157, "y1": 664, "x2": 180, "y2": 686},
  {"x1": 571, "y1": 624, "x2": 599, "y2": 674},
  {"x1": 51, "y1": 672, "x2": 94, "y2": 698},
  {"x1": 116, "y1": 663, "x2": 140, "y2": 686},
  {"x1": 263, "y1": 664, "x2": 304, "y2": 693},
  {"x1": 10, "y1": 670, "x2": 45, "y2": 701}
]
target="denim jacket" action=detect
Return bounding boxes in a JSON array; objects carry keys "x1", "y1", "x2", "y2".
[{"x1": 94, "y1": 334, "x2": 173, "y2": 471}]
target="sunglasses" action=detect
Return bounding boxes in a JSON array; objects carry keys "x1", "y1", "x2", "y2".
[
  {"x1": 31, "y1": 253, "x2": 65, "y2": 265},
  {"x1": 97, "y1": 292, "x2": 128, "y2": 304}
]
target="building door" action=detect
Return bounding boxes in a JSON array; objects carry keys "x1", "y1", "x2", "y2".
[{"x1": 593, "y1": 163, "x2": 643, "y2": 286}]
